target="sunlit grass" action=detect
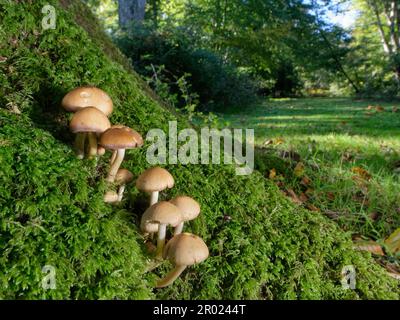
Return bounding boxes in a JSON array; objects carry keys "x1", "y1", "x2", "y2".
[{"x1": 218, "y1": 97, "x2": 400, "y2": 243}]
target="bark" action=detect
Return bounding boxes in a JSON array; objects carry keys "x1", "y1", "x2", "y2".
[
  {"x1": 369, "y1": 0, "x2": 392, "y2": 54},
  {"x1": 118, "y1": 0, "x2": 146, "y2": 29},
  {"x1": 368, "y1": 0, "x2": 400, "y2": 81}
]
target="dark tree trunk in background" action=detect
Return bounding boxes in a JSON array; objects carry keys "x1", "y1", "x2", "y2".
[{"x1": 118, "y1": 0, "x2": 146, "y2": 29}]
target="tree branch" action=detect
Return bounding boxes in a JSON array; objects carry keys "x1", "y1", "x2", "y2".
[{"x1": 368, "y1": 0, "x2": 393, "y2": 54}]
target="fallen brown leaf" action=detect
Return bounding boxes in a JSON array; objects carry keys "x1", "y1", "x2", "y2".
[
  {"x1": 326, "y1": 192, "x2": 335, "y2": 201},
  {"x1": 352, "y1": 166, "x2": 372, "y2": 180},
  {"x1": 299, "y1": 193, "x2": 308, "y2": 203},
  {"x1": 306, "y1": 203, "x2": 320, "y2": 212},
  {"x1": 353, "y1": 240, "x2": 385, "y2": 256},
  {"x1": 301, "y1": 176, "x2": 311, "y2": 186},
  {"x1": 286, "y1": 189, "x2": 303, "y2": 205}
]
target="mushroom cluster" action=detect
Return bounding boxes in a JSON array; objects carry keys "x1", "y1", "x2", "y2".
[
  {"x1": 62, "y1": 86, "x2": 142, "y2": 201},
  {"x1": 62, "y1": 87, "x2": 208, "y2": 288},
  {"x1": 137, "y1": 167, "x2": 208, "y2": 287}
]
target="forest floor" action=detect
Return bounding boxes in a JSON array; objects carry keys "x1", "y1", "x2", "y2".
[{"x1": 219, "y1": 97, "x2": 400, "y2": 268}]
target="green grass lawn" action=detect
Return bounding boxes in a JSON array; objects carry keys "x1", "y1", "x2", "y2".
[{"x1": 219, "y1": 98, "x2": 400, "y2": 251}]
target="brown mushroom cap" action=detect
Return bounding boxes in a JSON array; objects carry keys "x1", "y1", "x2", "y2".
[
  {"x1": 115, "y1": 168, "x2": 134, "y2": 185},
  {"x1": 136, "y1": 167, "x2": 174, "y2": 193},
  {"x1": 69, "y1": 107, "x2": 111, "y2": 134},
  {"x1": 169, "y1": 196, "x2": 200, "y2": 222},
  {"x1": 163, "y1": 233, "x2": 209, "y2": 266},
  {"x1": 99, "y1": 127, "x2": 143, "y2": 150},
  {"x1": 142, "y1": 201, "x2": 182, "y2": 227},
  {"x1": 61, "y1": 86, "x2": 113, "y2": 116}
]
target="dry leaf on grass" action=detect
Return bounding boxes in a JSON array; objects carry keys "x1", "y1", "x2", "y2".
[
  {"x1": 326, "y1": 192, "x2": 335, "y2": 201},
  {"x1": 299, "y1": 193, "x2": 308, "y2": 203},
  {"x1": 352, "y1": 166, "x2": 372, "y2": 180},
  {"x1": 353, "y1": 240, "x2": 385, "y2": 256},
  {"x1": 286, "y1": 189, "x2": 303, "y2": 205},
  {"x1": 306, "y1": 203, "x2": 320, "y2": 212},
  {"x1": 300, "y1": 176, "x2": 311, "y2": 186}
]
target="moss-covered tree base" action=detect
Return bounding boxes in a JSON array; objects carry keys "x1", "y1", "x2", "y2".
[{"x1": 0, "y1": 0, "x2": 398, "y2": 299}]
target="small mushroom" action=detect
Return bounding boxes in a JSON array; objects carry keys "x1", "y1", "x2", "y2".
[
  {"x1": 61, "y1": 86, "x2": 113, "y2": 116},
  {"x1": 104, "y1": 190, "x2": 119, "y2": 203},
  {"x1": 107, "y1": 125, "x2": 132, "y2": 164},
  {"x1": 141, "y1": 201, "x2": 182, "y2": 259},
  {"x1": 100, "y1": 127, "x2": 143, "y2": 182},
  {"x1": 169, "y1": 196, "x2": 200, "y2": 235},
  {"x1": 115, "y1": 168, "x2": 134, "y2": 202},
  {"x1": 140, "y1": 218, "x2": 159, "y2": 240},
  {"x1": 97, "y1": 146, "x2": 106, "y2": 156},
  {"x1": 156, "y1": 233, "x2": 209, "y2": 288},
  {"x1": 136, "y1": 167, "x2": 174, "y2": 207},
  {"x1": 69, "y1": 107, "x2": 110, "y2": 159}
]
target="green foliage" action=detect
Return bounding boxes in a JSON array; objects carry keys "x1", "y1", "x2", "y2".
[
  {"x1": 0, "y1": 0, "x2": 398, "y2": 299},
  {"x1": 114, "y1": 24, "x2": 257, "y2": 112},
  {"x1": 162, "y1": 0, "x2": 352, "y2": 97}
]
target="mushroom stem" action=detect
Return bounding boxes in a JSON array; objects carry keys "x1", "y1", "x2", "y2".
[
  {"x1": 150, "y1": 191, "x2": 159, "y2": 206},
  {"x1": 117, "y1": 185, "x2": 125, "y2": 202},
  {"x1": 156, "y1": 265, "x2": 187, "y2": 288},
  {"x1": 155, "y1": 223, "x2": 167, "y2": 259},
  {"x1": 110, "y1": 150, "x2": 117, "y2": 165},
  {"x1": 106, "y1": 149, "x2": 125, "y2": 182},
  {"x1": 87, "y1": 132, "x2": 98, "y2": 159},
  {"x1": 74, "y1": 133, "x2": 86, "y2": 159},
  {"x1": 174, "y1": 222, "x2": 184, "y2": 235}
]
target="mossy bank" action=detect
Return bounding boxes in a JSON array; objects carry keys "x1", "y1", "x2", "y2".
[{"x1": 0, "y1": 0, "x2": 398, "y2": 299}]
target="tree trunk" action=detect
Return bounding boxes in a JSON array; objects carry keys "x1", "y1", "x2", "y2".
[{"x1": 118, "y1": 0, "x2": 146, "y2": 29}]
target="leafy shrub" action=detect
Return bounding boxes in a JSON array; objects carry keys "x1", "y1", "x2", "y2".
[{"x1": 114, "y1": 24, "x2": 257, "y2": 112}]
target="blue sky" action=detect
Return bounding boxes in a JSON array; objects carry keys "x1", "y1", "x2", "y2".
[
  {"x1": 303, "y1": 0, "x2": 359, "y2": 28},
  {"x1": 326, "y1": 5, "x2": 358, "y2": 28}
]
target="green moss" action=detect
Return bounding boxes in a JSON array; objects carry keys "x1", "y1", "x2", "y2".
[{"x1": 0, "y1": 0, "x2": 398, "y2": 299}]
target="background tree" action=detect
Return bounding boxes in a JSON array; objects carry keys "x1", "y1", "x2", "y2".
[{"x1": 118, "y1": 0, "x2": 146, "y2": 28}]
